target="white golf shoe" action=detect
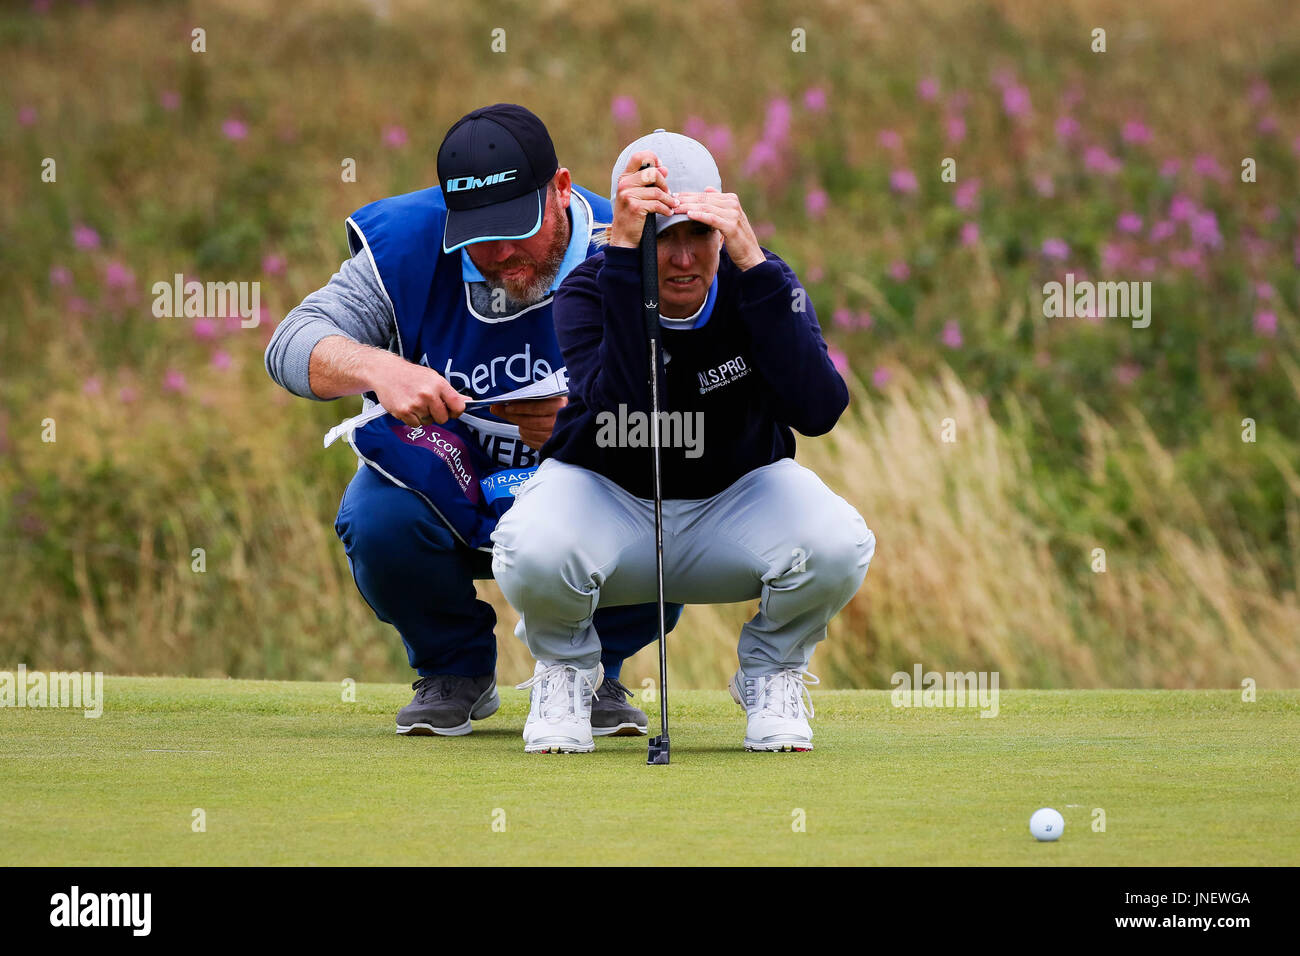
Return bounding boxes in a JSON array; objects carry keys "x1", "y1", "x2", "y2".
[
  {"x1": 729, "y1": 668, "x2": 820, "y2": 752},
  {"x1": 517, "y1": 660, "x2": 604, "y2": 754}
]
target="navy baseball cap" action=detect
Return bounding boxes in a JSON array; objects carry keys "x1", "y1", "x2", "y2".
[{"x1": 437, "y1": 104, "x2": 559, "y2": 253}]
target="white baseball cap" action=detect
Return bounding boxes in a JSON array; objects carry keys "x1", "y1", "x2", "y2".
[{"x1": 611, "y1": 129, "x2": 722, "y2": 234}]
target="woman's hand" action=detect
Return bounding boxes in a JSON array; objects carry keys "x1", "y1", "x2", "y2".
[
  {"x1": 673, "y1": 188, "x2": 766, "y2": 270},
  {"x1": 609, "y1": 151, "x2": 677, "y2": 248}
]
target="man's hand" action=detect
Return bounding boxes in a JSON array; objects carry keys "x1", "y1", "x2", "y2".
[
  {"x1": 673, "y1": 188, "x2": 766, "y2": 270},
  {"x1": 609, "y1": 151, "x2": 677, "y2": 248},
  {"x1": 307, "y1": 335, "x2": 467, "y2": 426},
  {"x1": 488, "y1": 396, "x2": 569, "y2": 449},
  {"x1": 369, "y1": 351, "x2": 468, "y2": 427}
]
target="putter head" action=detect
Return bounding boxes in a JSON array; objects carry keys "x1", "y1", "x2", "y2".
[{"x1": 647, "y1": 734, "x2": 670, "y2": 765}]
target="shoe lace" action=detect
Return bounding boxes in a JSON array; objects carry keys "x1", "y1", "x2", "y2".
[
  {"x1": 756, "y1": 670, "x2": 819, "y2": 720},
  {"x1": 596, "y1": 677, "x2": 633, "y2": 703},
  {"x1": 411, "y1": 675, "x2": 458, "y2": 703},
  {"x1": 516, "y1": 664, "x2": 600, "y2": 723}
]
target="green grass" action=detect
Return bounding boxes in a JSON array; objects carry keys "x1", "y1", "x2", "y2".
[{"x1": 2, "y1": 678, "x2": 1297, "y2": 865}]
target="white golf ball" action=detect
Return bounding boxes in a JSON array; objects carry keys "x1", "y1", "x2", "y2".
[{"x1": 1029, "y1": 807, "x2": 1065, "y2": 841}]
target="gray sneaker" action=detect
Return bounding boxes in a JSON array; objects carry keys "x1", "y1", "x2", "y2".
[
  {"x1": 590, "y1": 676, "x2": 648, "y2": 737},
  {"x1": 396, "y1": 674, "x2": 499, "y2": 736}
]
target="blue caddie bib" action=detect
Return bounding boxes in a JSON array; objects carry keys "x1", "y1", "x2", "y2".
[{"x1": 326, "y1": 183, "x2": 611, "y2": 550}]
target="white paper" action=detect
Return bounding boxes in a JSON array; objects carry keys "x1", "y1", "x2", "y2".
[
  {"x1": 323, "y1": 369, "x2": 569, "y2": 448},
  {"x1": 461, "y1": 369, "x2": 569, "y2": 408}
]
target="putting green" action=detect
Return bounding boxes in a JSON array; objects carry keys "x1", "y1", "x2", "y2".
[{"x1": 2, "y1": 678, "x2": 1296, "y2": 865}]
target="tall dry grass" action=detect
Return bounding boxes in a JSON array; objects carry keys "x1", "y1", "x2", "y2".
[{"x1": 4, "y1": 358, "x2": 1297, "y2": 688}]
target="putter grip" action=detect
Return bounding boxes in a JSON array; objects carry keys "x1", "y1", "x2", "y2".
[{"x1": 638, "y1": 163, "x2": 660, "y2": 342}]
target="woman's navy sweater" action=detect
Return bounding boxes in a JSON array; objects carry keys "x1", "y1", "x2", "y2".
[{"x1": 541, "y1": 244, "x2": 848, "y2": 500}]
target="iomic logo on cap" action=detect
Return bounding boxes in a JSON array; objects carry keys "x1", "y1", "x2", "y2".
[{"x1": 445, "y1": 169, "x2": 519, "y2": 192}]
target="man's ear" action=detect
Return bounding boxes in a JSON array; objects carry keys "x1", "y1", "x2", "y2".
[{"x1": 553, "y1": 168, "x2": 572, "y2": 208}]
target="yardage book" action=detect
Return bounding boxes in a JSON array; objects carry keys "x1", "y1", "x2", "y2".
[
  {"x1": 322, "y1": 369, "x2": 569, "y2": 449},
  {"x1": 460, "y1": 368, "x2": 568, "y2": 408}
]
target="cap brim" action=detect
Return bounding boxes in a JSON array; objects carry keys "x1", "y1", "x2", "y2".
[
  {"x1": 442, "y1": 186, "x2": 546, "y2": 253},
  {"x1": 654, "y1": 212, "x2": 691, "y2": 234}
]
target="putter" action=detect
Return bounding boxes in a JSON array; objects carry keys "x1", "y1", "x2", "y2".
[{"x1": 639, "y1": 163, "x2": 671, "y2": 766}]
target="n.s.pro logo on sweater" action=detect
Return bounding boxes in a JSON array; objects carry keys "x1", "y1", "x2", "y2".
[
  {"x1": 697, "y1": 354, "x2": 751, "y2": 395},
  {"x1": 445, "y1": 169, "x2": 519, "y2": 192}
]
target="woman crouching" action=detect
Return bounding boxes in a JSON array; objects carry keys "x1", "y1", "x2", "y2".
[{"x1": 492, "y1": 130, "x2": 875, "y2": 754}]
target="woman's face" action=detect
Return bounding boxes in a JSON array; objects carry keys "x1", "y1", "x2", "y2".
[{"x1": 657, "y1": 220, "x2": 723, "y2": 319}]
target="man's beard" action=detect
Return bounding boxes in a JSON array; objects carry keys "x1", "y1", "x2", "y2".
[{"x1": 482, "y1": 201, "x2": 570, "y2": 306}]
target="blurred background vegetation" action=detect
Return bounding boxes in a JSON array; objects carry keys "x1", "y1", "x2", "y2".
[{"x1": 3, "y1": 0, "x2": 1298, "y2": 688}]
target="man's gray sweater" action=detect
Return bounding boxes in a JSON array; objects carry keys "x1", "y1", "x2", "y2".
[{"x1": 263, "y1": 251, "x2": 396, "y2": 400}]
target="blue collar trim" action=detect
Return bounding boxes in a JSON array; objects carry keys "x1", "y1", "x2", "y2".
[{"x1": 660, "y1": 274, "x2": 718, "y2": 330}]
